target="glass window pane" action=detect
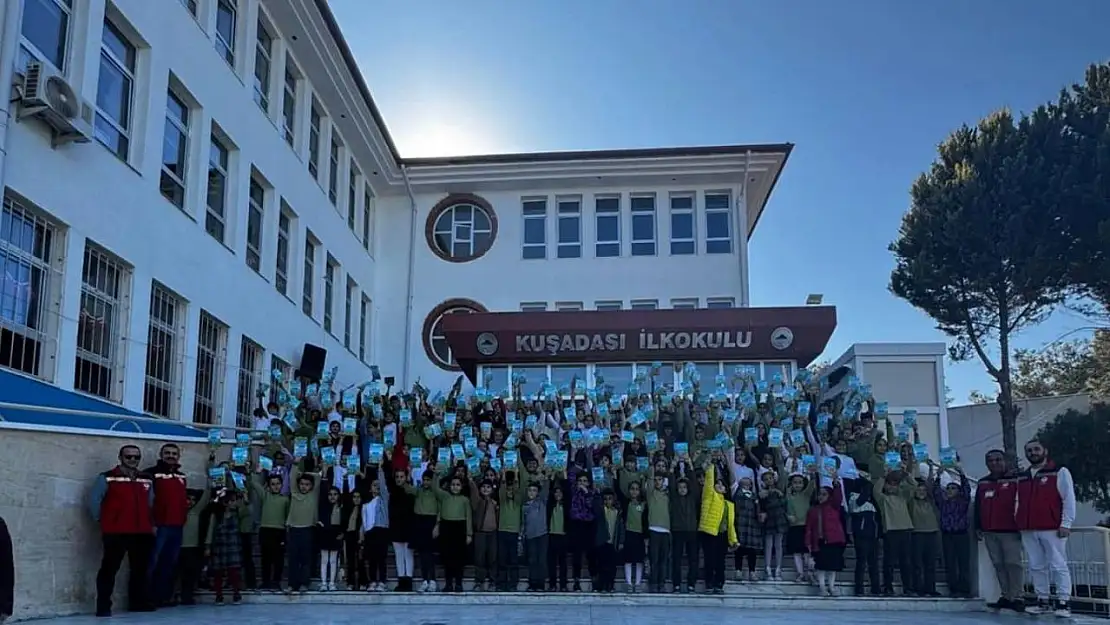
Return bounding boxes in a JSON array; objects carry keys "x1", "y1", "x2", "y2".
[
  {"x1": 550, "y1": 365, "x2": 587, "y2": 391},
  {"x1": 596, "y1": 215, "x2": 618, "y2": 242},
  {"x1": 523, "y1": 218, "x2": 545, "y2": 244},
  {"x1": 512, "y1": 365, "x2": 547, "y2": 397},
  {"x1": 630, "y1": 197, "x2": 654, "y2": 211},
  {"x1": 706, "y1": 211, "x2": 730, "y2": 237},
  {"x1": 522, "y1": 245, "x2": 545, "y2": 260},
  {"x1": 557, "y1": 244, "x2": 581, "y2": 259},
  {"x1": 670, "y1": 196, "x2": 693, "y2": 210},
  {"x1": 455, "y1": 204, "x2": 472, "y2": 222},
  {"x1": 706, "y1": 194, "x2": 730, "y2": 210},
  {"x1": 670, "y1": 241, "x2": 695, "y2": 255},
  {"x1": 473, "y1": 209, "x2": 491, "y2": 231},
  {"x1": 631, "y1": 241, "x2": 655, "y2": 256},
  {"x1": 671, "y1": 213, "x2": 693, "y2": 239},
  {"x1": 763, "y1": 361, "x2": 792, "y2": 382},
  {"x1": 706, "y1": 239, "x2": 731, "y2": 254},
  {"x1": 632, "y1": 214, "x2": 654, "y2": 240},
  {"x1": 596, "y1": 242, "x2": 619, "y2": 257},
  {"x1": 558, "y1": 216, "x2": 579, "y2": 242},
  {"x1": 22, "y1": 0, "x2": 69, "y2": 69},
  {"x1": 481, "y1": 366, "x2": 509, "y2": 393},
  {"x1": 593, "y1": 363, "x2": 633, "y2": 394}
]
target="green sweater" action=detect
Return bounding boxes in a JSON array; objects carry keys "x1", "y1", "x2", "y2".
[
  {"x1": 785, "y1": 477, "x2": 816, "y2": 527},
  {"x1": 646, "y1": 488, "x2": 670, "y2": 530},
  {"x1": 872, "y1": 477, "x2": 915, "y2": 532},
  {"x1": 909, "y1": 496, "x2": 939, "y2": 533},
  {"x1": 618, "y1": 470, "x2": 646, "y2": 500},
  {"x1": 625, "y1": 501, "x2": 645, "y2": 533},
  {"x1": 437, "y1": 492, "x2": 473, "y2": 535},
  {"x1": 498, "y1": 480, "x2": 523, "y2": 533},
  {"x1": 286, "y1": 465, "x2": 320, "y2": 528},
  {"x1": 414, "y1": 486, "x2": 439, "y2": 516},
  {"x1": 550, "y1": 502, "x2": 565, "y2": 535},
  {"x1": 182, "y1": 488, "x2": 211, "y2": 548}
]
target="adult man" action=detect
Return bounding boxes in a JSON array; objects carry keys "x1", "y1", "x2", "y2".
[
  {"x1": 1015, "y1": 439, "x2": 1076, "y2": 617},
  {"x1": 144, "y1": 443, "x2": 189, "y2": 606},
  {"x1": 974, "y1": 449, "x2": 1023, "y2": 612},
  {"x1": 88, "y1": 445, "x2": 155, "y2": 617},
  {"x1": 0, "y1": 514, "x2": 13, "y2": 623}
]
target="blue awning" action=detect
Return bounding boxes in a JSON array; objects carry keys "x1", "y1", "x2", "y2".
[{"x1": 0, "y1": 369, "x2": 207, "y2": 439}]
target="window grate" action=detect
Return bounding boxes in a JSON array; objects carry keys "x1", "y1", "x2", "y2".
[
  {"x1": 75, "y1": 244, "x2": 128, "y2": 401},
  {"x1": 193, "y1": 311, "x2": 228, "y2": 425},
  {"x1": 143, "y1": 282, "x2": 185, "y2": 419},
  {"x1": 236, "y1": 336, "x2": 263, "y2": 429}
]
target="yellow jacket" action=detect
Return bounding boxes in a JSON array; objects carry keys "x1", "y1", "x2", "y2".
[{"x1": 698, "y1": 464, "x2": 738, "y2": 545}]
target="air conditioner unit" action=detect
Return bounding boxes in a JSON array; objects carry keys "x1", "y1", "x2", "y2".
[{"x1": 16, "y1": 61, "x2": 94, "y2": 147}]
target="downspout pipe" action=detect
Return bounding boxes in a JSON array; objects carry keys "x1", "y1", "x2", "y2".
[
  {"x1": 400, "y1": 165, "x2": 419, "y2": 388},
  {"x1": 0, "y1": 0, "x2": 24, "y2": 195}
]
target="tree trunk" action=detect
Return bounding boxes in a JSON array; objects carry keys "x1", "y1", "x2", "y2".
[{"x1": 997, "y1": 319, "x2": 1018, "y2": 464}]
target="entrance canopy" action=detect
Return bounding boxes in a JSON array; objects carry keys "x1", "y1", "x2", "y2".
[{"x1": 441, "y1": 305, "x2": 837, "y2": 384}]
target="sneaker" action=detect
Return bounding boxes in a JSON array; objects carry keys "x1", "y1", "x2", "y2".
[
  {"x1": 232, "y1": 596, "x2": 242, "y2": 606},
  {"x1": 429, "y1": 580, "x2": 438, "y2": 593},
  {"x1": 1054, "y1": 600, "x2": 1071, "y2": 618},
  {"x1": 283, "y1": 587, "x2": 293, "y2": 595},
  {"x1": 214, "y1": 598, "x2": 225, "y2": 606},
  {"x1": 1026, "y1": 600, "x2": 1050, "y2": 615},
  {"x1": 418, "y1": 580, "x2": 429, "y2": 593},
  {"x1": 773, "y1": 569, "x2": 783, "y2": 581}
]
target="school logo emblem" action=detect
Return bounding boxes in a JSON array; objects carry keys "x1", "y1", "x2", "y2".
[
  {"x1": 476, "y1": 332, "x2": 499, "y2": 356},
  {"x1": 770, "y1": 327, "x2": 794, "y2": 350}
]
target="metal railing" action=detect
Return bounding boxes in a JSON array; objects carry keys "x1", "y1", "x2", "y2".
[{"x1": 1023, "y1": 526, "x2": 1110, "y2": 616}]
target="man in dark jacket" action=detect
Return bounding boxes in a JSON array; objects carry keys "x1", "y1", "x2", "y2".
[{"x1": 0, "y1": 514, "x2": 13, "y2": 623}]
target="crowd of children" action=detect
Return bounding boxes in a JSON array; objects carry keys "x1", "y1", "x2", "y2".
[{"x1": 175, "y1": 363, "x2": 974, "y2": 602}]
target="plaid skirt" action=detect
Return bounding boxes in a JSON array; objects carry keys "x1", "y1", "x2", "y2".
[
  {"x1": 209, "y1": 515, "x2": 242, "y2": 571},
  {"x1": 733, "y1": 495, "x2": 763, "y2": 550},
  {"x1": 761, "y1": 493, "x2": 789, "y2": 536}
]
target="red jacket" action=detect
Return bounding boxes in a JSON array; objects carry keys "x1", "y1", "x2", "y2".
[
  {"x1": 144, "y1": 462, "x2": 189, "y2": 527},
  {"x1": 975, "y1": 474, "x2": 1019, "y2": 532},
  {"x1": 1015, "y1": 462, "x2": 1064, "y2": 531},
  {"x1": 805, "y1": 483, "x2": 846, "y2": 552},
  {"x1": 97, "y1": 467, "x2": 154, "y2": 535}
]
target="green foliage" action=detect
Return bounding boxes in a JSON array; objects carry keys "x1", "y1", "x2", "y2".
[
  {"x1": 1012, "y1": 337, "x2": 1102, "y2": 398},
  {"x1": 1036, "y1": 403, "x2": 1110, "y2": 514}
]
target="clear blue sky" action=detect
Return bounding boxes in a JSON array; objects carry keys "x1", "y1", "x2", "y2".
[{"x1": 330, "y1": 0, "x2": 1109, "y2": 404}]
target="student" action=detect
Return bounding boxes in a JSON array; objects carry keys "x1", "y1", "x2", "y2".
[
  {"x1": 385, "y1": 458, "x2": 417, "y2": 592},
  {"x1": 547, "y1": 483, "x2": 570, "y2": 592},
  {"x1": 785, "y1": 469, "x2": 816, "y2": 583},
  {"x1": 362, "y1": 473, "x2": 390, "y2": 591},
  {"x1": 251, "y1": 467, "x2": 290, "y2": 591},
  {"x1": 343, "y1": 490, "x2": 366, "y2": 590},
  {"x1": 176, "y1": 487, "x2": 211, "y2": 605},
  {"x1": 932, "y1": 463, "x2": 971, "y2": 597},
  {"x1": 621, "y1": 481, "x2": 648, "y2": 592},
  {"x1": 471, "y1": 478, "x2": 499, "y2": 591},
  {"x1": 805, "y1": 478, "x2": 846, "y2": 597},
  {"x1": 204, "y1": 490, "x2": 245, "y2": 606},
  {"x1": 847, "y1": 479, "x2": 881, "y2": 596},
  {"x1": 522, "y1": 476, "x2": 551, "y2": 591},
  {"x1": 234, "y1": 475, "x2": 258, "y2": 592},
  {"x1": 698, "y1": 462, "x2": 738, "y2": 594},
  {"x1": 732, "y1": 476, "x2": 762, "y2": 582},
  {"x1": 592, "y1": 488, "x2": 622, "y2": 593},
  {"x1": 317, "y1": 487, "x2": 345, "y2": 591},
  {"x1": 669, "y1": 461, "x2": 701, "y2": 594},
  {"x1": 497, "y1": 468, "x2": 525, "y2": 591},
  {"x1": 645, "y1": 469, "x2": 672, "y2": 593},
  {"x1": 432, "y1": 474, "x2": 473, "y2": 592},
  {"x1": 873, "y1": 471, "x2": 915, "y2": 596},
  {"x1": 758, "y1": 470, "x2": 787, "y2": 580},
  {"x1": 285, "y1": 460, "x2": 320, "y2": 594},
  {"x1": 412, "y1": 469, "x2": 441, "y2": 592},
  {"x1": 908, "y1": 468, "x2": 941, "y2": 596},
  {"x1": 567, "y1": 465, "x2": 597, "y2": 591}
]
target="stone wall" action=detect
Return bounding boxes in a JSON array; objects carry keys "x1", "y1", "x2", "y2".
[{"x1": 0, "y1": 428, "x2": 209, "y2": 620}]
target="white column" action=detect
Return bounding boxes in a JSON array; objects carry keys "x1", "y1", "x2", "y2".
[
  {"x1": 121, "y1": 271, "x2": 152, "y2": 411},
  {"x1": 221, "y1": 329, "x2": 242, "y2": 428},
  {"x1": 178, "y1": 304, "x2": 200, "y2": 422},
  {"x1": 52, "y1": 233, "x2": 87, "y2": 392},
  {"x1": 74, "y1": 0, "x2": 108, "y2": 97},
  {"x1": 189, "y1": 109, "x2": 214, "y2": 230},
  {"x1": 736, "y1": 182, "x2": 750, "y2": 307}
]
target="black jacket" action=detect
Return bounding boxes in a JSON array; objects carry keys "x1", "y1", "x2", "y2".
[{"x1": 0, "y1": 515, "x2": 13, "y2": 617}]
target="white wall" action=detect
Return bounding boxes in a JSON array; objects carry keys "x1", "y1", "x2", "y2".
[{"x1": 3, "y1": 0, "x2": 384, "y2": 422}]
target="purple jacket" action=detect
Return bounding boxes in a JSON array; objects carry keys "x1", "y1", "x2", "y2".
[
  {"x1": 568, "y1": 467, "x2": 595, "y2": 522},
  {"x1": 932, "y1": 475, "x2": 971, "y2": 533}
]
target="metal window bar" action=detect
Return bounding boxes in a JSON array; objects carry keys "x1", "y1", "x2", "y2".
[
  {"x1": 347, "y1": 163, "x2": 358, "y2": 231},
  {"x1": 302, "y1": 239, "x2": 314, "y2": 316},
  {"x1": 143, "y1": 283, "x2": 183, "y2": 419},
  {"x1": 246, "y1": 178, "x2": 264, "y2": 271},
  {"x1": 192, "y1": 311, "x2": 227, "y2": 425},
  {"x1": 269, "y1": 355, "x2": 292, "y2": 405},
  {"x1": 328, "y1": 137, "x2": 340, "y2": 204},
  {"x1": 323, "y1": 259, "x2": 335, "y2": 333},
  {"x1": 75, "y1": 244, "x2": 126, "y2": 401},
  {"x1": 359, "y1": 296, "x2": 369, "y2": 361},
  {"x1": 235, "y1": 336, "x2": 263, "y2": 429},
  {"x1": 282, "y1": 60, "x2": 296, "y2": 145},
  {"x1": 275, "y1": 210, "x2": 290, "y2": 295},
  {"x1": 0, "y1": 197, "x2": 61, "y2": 380}
]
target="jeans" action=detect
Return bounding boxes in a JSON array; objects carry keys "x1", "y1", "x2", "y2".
[
  {"x1": 569, "y1": 519, "x2": 595, "y2": 581},
  {"x1": 258, "y1": 527, "x2": 285, "y2": 588},
  {"x1": 96, "y1": 533, "x2": 154, "y2": 614},
  {"x1": 148, "y1": 525, "x2": 183, "y2": 604},
  {"x1": 648, "y1": 531, "x2": 671, "y2": 589},
  {"x1": 496, "y1": 531, "x2": 520, "y2": 590},
  {"x1": 525, "y1": 535, "x2": 548, "y2": 588},
  {"x1": 853, "y1": 535, "x2": 880, "y2": 593}
]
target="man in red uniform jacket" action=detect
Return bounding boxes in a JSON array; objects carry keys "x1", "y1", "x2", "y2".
[
  {"x1": 973, "y1": 449, "x2": 1023, "y2": 612},
  {"x1": 143, "y1": 443, "x2": 189, "y2": 606},
  {"x1": 1015, "y1": 439, "x2": 1076, "y2": 618},
  {"x1": 88, "y1": 445, "x2": 156, "y2": 617}
]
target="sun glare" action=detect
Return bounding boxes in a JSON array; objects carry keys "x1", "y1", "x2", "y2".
[{"x1": 402, "y1": 121, "x2": 496, "y2": 159}]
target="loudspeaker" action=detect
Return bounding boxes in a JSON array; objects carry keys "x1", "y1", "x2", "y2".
[{"x1": 297, "y1": 343, "x2": 327, "y2": 382}]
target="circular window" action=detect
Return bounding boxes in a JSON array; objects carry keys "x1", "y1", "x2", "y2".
[
  {"x1": 422, "y1": 298, "x2": 488, "y2": 371},
  {"x1": 425, "y1": 193, "x2": 498, "y2": 263}
]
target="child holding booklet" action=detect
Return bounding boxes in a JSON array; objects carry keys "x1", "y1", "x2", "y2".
[
  {"x1": 361, "y1": 472, "x2": 390, "y2": 591},
  {"x1": 285, "y1": 459, "x2": 320, "y2": 594},
  {"x1": 805, "y1": 476, "x2": 846, "y2": 597},
  {"x1": 621, "y1": 480, "x2": 648, "y2": 592},
  {"x1": 732, "y1": 476, "x2": 762, "y2": 582},
  {"x1": 522, "y1": 475, "x2": 550, "y2": 591},
  {"x1": 252, "y1": 461, "x2": 290, "y2": 591},
  {"x1": 698, "y1": 461, "x2": 738, "y2": 594},
  {"x1": 785, "y1": 465, "x2": 817, "y2": 582},
  {"x1": 758, "y1": 470, "x2": 788, "y2": 580},
  {"x1": 204, "y1": 490, "x2": 245, "y2": 605},
  {"x1": 592, "y1": 488, "x2": 622, "y2": 593},
  {"x1": 432, "y1": 474, "x2": 472, "y2": 592},
  {"x1": 317, "y1": 487, "x2": 345, "y2": 591}
]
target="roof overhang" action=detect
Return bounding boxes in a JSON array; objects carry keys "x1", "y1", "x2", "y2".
[{"x1": 441, "y1": 305, "x2": 836, "y2": 384}]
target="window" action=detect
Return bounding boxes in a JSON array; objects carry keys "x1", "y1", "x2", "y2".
[
  {"x1": 0, "y1": 196, "x2": 61, "y2": 380},
  {"x1": 522, "y1": 198, "x2": 547, "y2": 259},
  {"x1": 669, "y1": 194, "x2": 695, "y2": 255},
  {"x1": 252, "y1": 18, "x2": 272, "y2": 112},
  {"x1": 359, "y1": 295, "x2": 371, "y2": 361},
  {"x1": 763, "y1": 361, "x2": 792, "y2": 383},
  {"x1": 594, "y1": 301, "x2": 622, "y2": 311},
  {"x1": 671, "y1": 298, "x2": 698, "y2": 310},
  {"x1": 94, "y1": 20, "x2": 136, "y2": 161},
  {"x1": 20, "y1": 0, "x2": 73, "y2": 71},
  {"x1": 556, "y1": 197, "x2": 581, "y2": 258},
  {"x1": 429, "y1": 199, "x2": 495, "y2": 261},
  {"x1": 245, "y1": 176, "x2": 265, "y2": 272},
  {"x1": 75, "y1": 244, "x2": 129, "y2": 401},
  {"x1": 424, "y1": 300, "x2": 485, "y2": 369},
  {"x1": 629, "y1": 299, "x2": 658, "y2": 311},
  {"x1": 205, "y1": 133, "x2": 230, "y2": 244},
  {"x1": 594, "y1": 364, "x2": 634, "y2": 396},
  {"x1": 705, "y1": 192, "x2": 733, "y2": 254},
  {"x1": 362, "y1": 186, "x2": 374, "y2": 253},
  {"x1": 193, "y1": 311, "x2": 227, "y2": 424},
  {"x1": 235, "y1": 336, "x2": 263, "y2": 429},
  {"x1": 179, "y1": 0, "x2": 197, "y2": 16},
  {"x1": 630, "y1": 195, "x2": 656, "y2": 256},
  {"x1": 328, "y1": 135, "x2": 340, "y2": 205},
  {"x1": 215, "y1": 0, "x2": 237, "y2": 67},
  {"x1": 347, "y1": 162, "x2": 359, "y2": 232},
  {"x1": 269, "y1": 355, "x2": 292, "y2": 405},
  {"x1": 519, "y1": 302, "x2": 547, "y2": 312},
  {"x1": 684, "y1": 362, "x2": 722, "y2": 388},
  {"x1": 302, "y1": 236, "x2": 316, "y2": 317},
  {"x1": 512, "y1": 365, "x2": 547, "y2": 398},
  {"x1": 706, "y1": 297, "x2": 734, "y2": 309},
  {"x1": 594, "y1": 196, "x2": 620, "y2": 257},
  {"x1": 323, "y1": 256, "x2": 337, "y2": 334},
  {"x1": 555, "y1": 301, "x2": 583, "y2": 311},
  {"x1": 160, "y1": 89, "x2": 189, "y2": 209},
  {"x1": 480, "y1": 366, "x2": 509, "y2": 394},
  {"x1": 144, "y1": 283, "x2": 185, "y2": 419},
  {"x1": 308, "y1": 104, "x2": 322, "y2": 178},
  {"x1": 275, "y1": 205, "x2": 291, "y2": 296},
  {"x1": 344, "y1": 278, "x2": 356, "y2": 350},
  {"x1": 551, "y1": 365, "x2": 586, "y2": 391},
  {"x1": 281, "y1": 58, "x2": 297, "y2": 146}
]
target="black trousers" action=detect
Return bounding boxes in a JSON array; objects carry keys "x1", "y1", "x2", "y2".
[
  {"x1": 286, "y1": 527, "x2": 314, "y2": 591},
  {"x1": 238, "y1": 532, "x2": 257, "y2": 589},
  {"x1": 569, "y1": 519, "x2": 595, "y2": 581},
  {"x1": 364, "y1": 528, "x2": 389, "y2": 584},
  {"x1": 496, "y1": 531, "x2": 520, "y2": 590},
  {"x1": 595, "y1": 543, "x2": 617, "y2": 591},
  {"x1": 648, "y1": 531, "x2": 671, "y2": 588},
  {"x1": 439, "y1": 520, "x2": 468, "y2": 588},
  {"x1": 344, "y1": 531, "x2": 364, "y2": 588},
  {"x1": 734, "y1": 546, "x2": 758, "y2": 573},
  {"x1": 882, "y1": 529, "x2": 913, "y2": 593},
  {"x1": 700, "y1": 532, "x2": 726, "y2": 591},
  {"x1": 258, "y1": 527, "x2": 285, "y2": 588},
  {"x1": 941, "y1": 531, "x2": 971, "y2": 595},
  {"x1": 547, "y1": 533, "x2": 568, "y2": 587},
  {"x1": 525, "y1": 536, "x2": 548, "y2": 588},
  {"x1": 96, "y1": 533, "x2": 154, "y2": 614},
  {"x1": 911, "y1": 531, "x2": 939, "y2": 594},
  {"x1": 853, "y1": 535, "x2": 880, "y2": 593},
  {"x1": 671, "y1": 530, "x2": 698, "y2": 589},
  {"x1": 176, "y1": 546, "x2": 203, "y2": 603}
]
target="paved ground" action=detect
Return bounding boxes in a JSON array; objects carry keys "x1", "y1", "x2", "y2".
[{"x1": 22, "y1": 604, "x2": 1092, "y2": 625}]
